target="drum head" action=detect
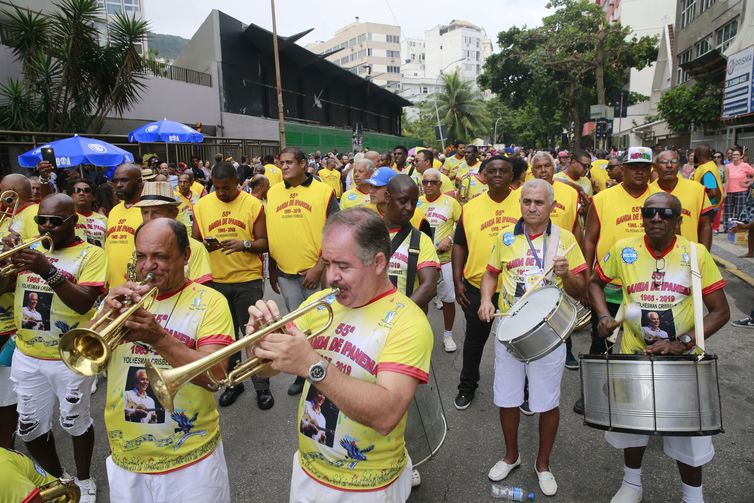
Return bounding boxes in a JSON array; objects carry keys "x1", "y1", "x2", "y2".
[{"x1": 498, "y1": 286, "x2": 562, "y2": 342}]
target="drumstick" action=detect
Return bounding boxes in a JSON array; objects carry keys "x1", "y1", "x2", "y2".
[
  {"x1": 689, "y1": 243, "x2": 705, "y2": 353},
  {"x1": 606, "y1": 304, "x2": 624, "y2": 344}
]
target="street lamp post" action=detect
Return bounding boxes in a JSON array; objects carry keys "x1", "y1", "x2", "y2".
[
  {"x1": 432, "y1": 58, "x2": 465, "y2": 151},
  {"x1": 493, "y1": 117, "x2": 502, "y2": 146}
]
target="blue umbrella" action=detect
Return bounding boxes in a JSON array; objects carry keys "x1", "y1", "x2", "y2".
[
  {"x1": 18, "y1": 135, "x2": 134, "y2": 168},
  {"x1": 128, "y1": 119, "x2": 204, "y2": 144}
]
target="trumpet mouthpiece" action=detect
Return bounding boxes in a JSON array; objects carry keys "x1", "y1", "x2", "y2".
[{"x1": 144, "y1": 272, "x2": 155, "y2": 283}]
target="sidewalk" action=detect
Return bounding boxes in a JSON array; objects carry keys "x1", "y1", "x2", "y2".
[{"x1": 711, "y1": 233, "x2": 754, "y2": 288}]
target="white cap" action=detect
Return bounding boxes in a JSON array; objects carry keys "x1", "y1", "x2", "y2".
[{"x1": 623, "y1": 146, "x2": 653, "y2": 165}]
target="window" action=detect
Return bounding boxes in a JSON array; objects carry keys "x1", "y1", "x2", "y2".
[
  {"x1": 677, "y1": 48, "x2": 692, "y2": 84},
  {"x1": 716, "y1": 18, "x2": 738, "y2": 51},
  {"x1": 387, "y1": 50, "x2": 400, "y2": 58},
  {"x1": 700, "y1": 0, "x2": 716, "y2": 13},
  {"x1": 367, "y1": 48, "x2": 372, "y2": 56},
  {"x1": 476, "y1": 51, "x2": 480, "y2": 61},
  {"x1": 422, "y1": 86, "x2": 428, "y2": 94},
  {"x1": 106, "y1": 0, "x2": 122, "y2": 16},
  {"x1": 387, "y1": 65, "x2": 400, "y2": 73},
  {"x1": 349, "y1": 37, "x2": 357, "y2": 47},
  {"x1": 124, "y1": 0, "x2": 139, "y2": 13},
  {"x1": 357, "y1": 34, "x2": 366, "y2": 44},
  {"x1": 386, "y1": 34, "x2": 400, "y2": 44},
  {"x1": 681, "y1": 0, "x2": 696, "y2": 29},
  {"x1": 694, "y1": 34, "x2": 712, "y2": 58}
]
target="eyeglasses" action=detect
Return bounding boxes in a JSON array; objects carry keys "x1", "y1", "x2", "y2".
[
  {"x1": 713, "y1": 155, "x2": 723, "y2": 159},
  {"x1": 656, "y1": 159, "x2": 680, "y2": 165},
  {"x1": 34, "y1": 214, "x2": 75, "y2": 226},
  {"x1": 421, "y1": 180, "x2": 440, "y2": 185},
  {"x1": 73, "y1": 187, "x2": 92, "y2": 194},
  {"x1": 640, "y1": 207, "x2": 678, "y2": 220}
]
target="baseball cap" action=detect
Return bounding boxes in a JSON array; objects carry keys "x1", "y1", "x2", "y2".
[
  {"x1": 365, "y1": 167, "x2": 397, "y2": 187},
  {"x1": 134, "y1": 181, "x2": 181, "y2": 207},
  {"x1": 623, "y1": 146, "x2": 653, "y2": 165},
  {"x1": 557, "y1": 150, "x2": 570, "y2": 158}
]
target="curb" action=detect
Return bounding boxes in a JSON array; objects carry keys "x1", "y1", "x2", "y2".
[{"x1": 712, "y1": 254, "x2": 754, "y2": 288}]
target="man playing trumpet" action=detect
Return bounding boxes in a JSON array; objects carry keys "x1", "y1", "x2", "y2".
[
  {"x1": 248, "y1": 208, "x2": 433, "y2": 501},
  {"x1": 101, "y1": 218, "x2": 234, "y2": 502}
]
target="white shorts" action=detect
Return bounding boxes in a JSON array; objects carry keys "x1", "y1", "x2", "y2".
[
  {"x1": 436, "y1": 262, "x2": 455, "y2": 303},
  {"x1": 0, "y1": 366, "x2": 15, "y2": 407},
  {"x1": 107, "y1": 441, "x2": 230, "y2": 503},
  {"x1": 289, "y1": 451, "x2": 412, "y2": 503},
  {"x1": 10, "y1": 349, "x2": 94, "y2": 441},
  {"x1": 604, "y1": 431, "x2": 714, "y2": 468},
  {"x1": 493, "y1": 341, "x2": 565, "y2": 413}
]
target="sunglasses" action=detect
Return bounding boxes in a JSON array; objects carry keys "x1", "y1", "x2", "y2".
[
  {"x1": 641, "y1": 207, "x2": 678, "y2": 220},
  {"x1": 656, "y1": 159, "x2": 680, "y2": 165},
  {"x1": 73, "y1": 187, "x2": 92, "y2": 194},
  {"x1": 34, "y1": 214, "x2": 75, "y2": 226},
  {"x1": 421, "y1": 180, "x2": 440, "y2": 185}
]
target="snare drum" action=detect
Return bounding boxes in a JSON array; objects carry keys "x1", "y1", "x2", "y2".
[
  {"x1": 496, "y1": 286, "x2": 577, "y2": 363},
  {"x1": 405, "y1": 363, "x2": 447, "y2": 467},
  {"x1": 580, "y1": 354, "x2": 723, "y2": 435}
]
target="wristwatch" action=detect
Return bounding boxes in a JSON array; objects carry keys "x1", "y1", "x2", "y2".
[
  {"x1": 307, "y1": 358, "x2": 329, "y2": 383},
  {"x1": 243, "y1": 240, "x2": 252, "y2": 251},
  {"x1": 678, "y1": 334, "x2": 694, "y2": 351}
]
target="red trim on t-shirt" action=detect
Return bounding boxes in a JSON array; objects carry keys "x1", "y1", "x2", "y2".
[
  {"x1": 594, "y1": 262, "x2": 612, "y2": 283},
  {"x1": 377, "y1": 362, "x2": 429, "y2": 383},
  {"x1": 388, "y1": 227, "x2": 402, "y2": 233},
  {"x1": 364, "y1": 287, "x2": 397, "y2": 306},
  {"x1": 21, "y1": 488, "x2": 40, "y2": 503},
  {"x1": 570, "y1": 263, "x2": 588, "y2": 275},
  {"x1": 425, "y1": 194, "x2": 441, "y2": 203},
  {"x1": 486, "y1": 264, "x2": 502, "y2": 274},
  {"x1": 156, "y1": 279, "x2": 193, "y2": 301},
  {"x1": 357, "y1": 187, "x2": 369, "y2": 195},
  {"x1": 701, "y1": 279, "x2": 726, "y2": 296},
  {"x1": 194, "y1": 273, "x2": 213, "y2": 284},
  {"x1": 78, "y1": 210, "x2": 93, "y2": 217},
  {"x1": 644, "y1": 235, "x2": 676, "y2": 259},
  {"x1": 197, "y1": 334, "x2": 234, "y2": 348},
  {"x1": 528, "y1": 232, "x2": 544, "y2": 240},
  {"x1": 58, "y1": 237, "x2": 85, "y2": 249},
  {"x1": 417, "y1": 261, "x2": 440, "y2": 271}
]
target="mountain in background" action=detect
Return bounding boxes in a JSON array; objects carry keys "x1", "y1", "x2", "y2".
[{"x1": 147, "y1": 32, "x2": 189, "y2": 62}]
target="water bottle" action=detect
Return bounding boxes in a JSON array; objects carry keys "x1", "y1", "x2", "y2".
[
  {"x1": 727, "y1": 218, "x2": 738, "y2": 243},
  {"x1": 490, "y1": 483, "x2": 535, "y2": 501}
]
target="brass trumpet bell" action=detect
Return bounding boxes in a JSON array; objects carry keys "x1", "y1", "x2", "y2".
[{"x1": 0, "y1": 234, "x2": 54, "y2": 276}]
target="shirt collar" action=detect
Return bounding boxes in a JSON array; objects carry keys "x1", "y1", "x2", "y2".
[
  {"x1": 284, "y1": 174, "x2": 314, "y2": 189},
  {"x1": 512, "y1": 217, "x2": 552, "y2": 236}
]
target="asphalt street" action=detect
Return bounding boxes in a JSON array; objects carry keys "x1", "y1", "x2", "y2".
[{"x1": 20, "y1": 267, "x2": 754, "y2": 503}]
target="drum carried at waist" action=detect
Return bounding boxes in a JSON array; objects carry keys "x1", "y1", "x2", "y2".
[
  {"x1": 580, "y1": 353, "x2": 723, "y2": 436},
  {"x1": 405, "y1": 363, "x2": 447, "y2": 467},
  {"x1": 496, "y1": 286, "x2": 577, "y2": 363}
]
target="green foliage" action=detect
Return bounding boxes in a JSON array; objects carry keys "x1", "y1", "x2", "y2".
[
  {"x1": 657, "y1": 81, "x2": 723, "y2": 134},
  {"x1": 402, "y1": 109, "x2": 438, "y2": 147},
  {"x1": 0, "y1": 0, "x2": 149, "y2": 133},
  {"x1": 147, "y1": 32, "x2": 189, "y2": 61}
]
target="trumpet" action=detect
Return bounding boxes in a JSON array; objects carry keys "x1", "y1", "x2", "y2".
[
  {"x1": 59, "y1": 274, "x2": 157, "y2": 376},
  {"x1": 0, "y1": 234, "x2": 54, "y2": 276},
  {"x1": 147, "y1": 288, "x2": 339, "y2": 412},
  {"x1": 0, "y1": 189, "x2": 19, "y2": 229},
  {"x1": 38, "y1": 475, "x2": 81, "y2": 502}
]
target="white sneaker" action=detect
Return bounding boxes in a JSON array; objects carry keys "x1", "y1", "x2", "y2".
[
  {"x1": 75, "y1": 477, "x2": 97, "y2": 503},
  {"x1": 411, "y1": 469, "x2": 421, "y2": 487},
  {"x1": 443, "y1": 335, "x2": 457, "y2": 352},
  {"x1": 488, "y1": 455, "x2": 521, "y2": 481},
  {"x1": 535, "y1": 464, "x2": 558, "y2": 496},
  {"x1": 610, "y1": 483, "x2": 642, "y2": 503},
  {"x1": 434, "y1": 297, "x2": 443, "y2": 310}
]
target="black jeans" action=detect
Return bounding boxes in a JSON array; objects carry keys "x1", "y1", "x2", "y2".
[
  {"x1": 210, "y1": 280, "x2": 268, "y2": 392},
  {"x1": 588, "y1": 301, "x2": 621, "y2": 354},
  {"x1": 458, "y1": 281, "x2": 499, "y2": 395}
]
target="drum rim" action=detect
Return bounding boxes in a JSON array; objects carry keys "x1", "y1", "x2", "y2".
[
  {"x1": 498, "y1": 286, "x2": 571, "y2": 340},
  {"x1": 580, "y1": 420, "x2": 723, "y2": 436},
  {"x1": 579, "y1": 353, "x2": 717, "y2": 362}
]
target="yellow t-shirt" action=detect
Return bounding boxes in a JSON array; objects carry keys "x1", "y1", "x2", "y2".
[
  {"x1": 387, "y1": 227, "x2": 439, "y2": 295},
  {"x1": 417, "y1": 194, "x2": 462, "y2": 263},
  {"x1": 294, "y1": 288, "x2": 432, "y2": 491},
  {"x1": 266, "y1": 178, "x2": 335, "y2": 274},
  {"x1": 75, "y1": 211, "x2": 107, "y2": 247},
  {"x1": 192, "y1": 191, "x2": 264, "y2": 283},
  {"x1": 105, "y1": 280, "x2": 235, "y2": 473},
  {"x1": 264, "y1": 163, "x2": 283, "y2": 186},
  {"x1": 318, "y1": 168, "x2": 343, "y2": 199},
  {"x1": 365, "y1": 204, "x2": 430, "y2": 233},
  {"x1": 190, "y1": 181, "x2": 205, "y2": 202},
  {"x1": 0, "y1": 202, "x2": 39, "y2": 240},
  {"x1": 340, "y1": 188, "x2": 371, "y2": 209},
  {"x1": 15, "y1": 240, "x2": 107, "y2": 360},
  {"x1": 0, "y1": 292, "x2": 14, "y2": 336},
  {"x1": 487, "y1": 223, "x2": 586, "y2": 312},
  {"x1": 460, "y1": 173, "x2": 489, "y2": 201},
  {"x1": 692, "y1": 160, "x2": 724, "y2": 208},
  {"x1": 458, "y1": 190, "x2": 522, "y2": 289},
  {"x1": 187, "y1": 237, "x2": 212, "y2": 284},
  {"x1": 0, "y1": 448, "x2": 55, "y2": 503},
  {"x1": 550, "y1": 181, "x2": 579, "y2": 232},
  {"x1": 554, "y1": 171, "x2": 593, "y2": 197},
  {"x1": 105, "y1": 202, "x2": 143, "y2": 288},
  {"x1": 442, "y1": 155, "x2": 465, "y2": 179},
  {"x1": 456, "y1": 160, "x2": 482, "y2": 182},
  {"x1": 590, "y1": 159, "x2": 610, "y2": 193},
  {"x1": 524, "y1": 166, "x2": 534, "y2": 182},
  {"x1": 649, "y1": 178, "x2": 713, "y2": 244},
  {"x1": 596, "y1": 235, "x2": 724, "y2": 354},
  {"x1": 432, "y1": 158, "x2": 443, "y2": 169}
]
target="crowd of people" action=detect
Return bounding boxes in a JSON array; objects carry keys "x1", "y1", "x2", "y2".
[{"x1": 0, "y1": 139, "x2": 745, "y2": 502}]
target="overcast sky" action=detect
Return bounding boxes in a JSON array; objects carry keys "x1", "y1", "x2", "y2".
[{"x1": 145, "y1": 0, "x2": 552, "y2": 48}]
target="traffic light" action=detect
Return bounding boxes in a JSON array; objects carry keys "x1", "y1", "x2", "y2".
[{"x1": 595, "y1": 119, "x2": 607, "y2": 140}]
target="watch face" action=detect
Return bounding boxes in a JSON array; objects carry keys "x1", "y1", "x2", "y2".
[
  {"x1": 311, "y1": 365, "x2": 325, "y2": 380},
  {"x1": 678, "y1": 335, "x2": 692, "y2": 344}
]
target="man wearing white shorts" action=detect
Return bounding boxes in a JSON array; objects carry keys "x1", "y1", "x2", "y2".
[
  {"x1": 417, "y1": 167, "x2": 462, "y2": 352},
  {"x1": 479, "y1": 180, "x2": 588, "y2": 497}
]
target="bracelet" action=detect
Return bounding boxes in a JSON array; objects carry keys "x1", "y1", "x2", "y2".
[
  {"x1": 597, "y1": 314, "x2": 612, "y2": 323},
  {"x1": 39, "y1": 266, "x2": 57, "y2": 281},
  {"x1": 46, "y1": 269, "x2": 66, "y2": 288}
]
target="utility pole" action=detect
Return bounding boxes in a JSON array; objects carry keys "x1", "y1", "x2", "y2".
[{"x1": 271, "y1": 0, "x2": 286, "y2": 148}]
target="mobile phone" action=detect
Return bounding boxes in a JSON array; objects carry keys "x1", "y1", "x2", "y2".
[
  {"x1": 41, "y1": 147, "x2": 56, "y2": 168},
  {"x1": 204, "y1": 237, "x2": 220, "y2": 246}
]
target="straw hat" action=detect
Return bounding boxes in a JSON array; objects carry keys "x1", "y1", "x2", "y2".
[
  {"x1": 134, "y1": 181, "x2": 181, "y2": 207},
  {"x1": 141, "y1": 167, "x2": 157, "y2": 181}
]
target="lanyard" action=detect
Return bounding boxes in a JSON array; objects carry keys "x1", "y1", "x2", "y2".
[{"x1": 523, "y1": 225, "x2": 546, "y2": 270}]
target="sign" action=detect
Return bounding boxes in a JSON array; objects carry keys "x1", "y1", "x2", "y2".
[
  {"x1": 590, "y1": 104, "x2": 613, "y2": 120},
  {"x1": 434, "y1": 125, "x2": 447, "y2": 142},
  {"x1": 722, "y1": 45, "x2": 754, "y2": 119}
]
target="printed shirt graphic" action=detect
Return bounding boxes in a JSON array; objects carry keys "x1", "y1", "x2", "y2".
[
  {"x1": 294, "y1": 288, "x2": 433, "y2": 491},
  {"x1": 417, "y1": 194, "x2": 462, "y2": 263},
  {"x1": 105, "y1": 202, "x2": 143, "y2": 288},
  {"x1": 318, "y1": 168, "x2": 343, "y2": 199},
  {"x1": 75, "y1": 210, "x2": 107, "y2": 247},
  {"x1": 105, "y1": 281, "x2": 234, "y2": 473},
  {"x1": 459, "y1": 190, "x2": 522, "y2": 289},
  {"x1": 550, "y1": 181, "x2": 579, "y2": 232},
  {"x1": 649, "y1": 178, "x2": 713, "y2": 243},
  {"x1": 487, "y1": 221, "x2": 586, "y2": 313},
  {"x1": 340, "y1": 188, "x2": 371, "y2": 210},
  {"x1": 595, "y1": 235, "x2": 724, "y2": 354},
  {"x1": 266, "y1": 178, "x2": 335, "y2": 274},
  {"x1": 15, "y1": 240, "x2": 107, "y2": 360},
  {"x1": 460, "y1": 174, "x2": 489, "y2": 201},
  {"x1": 193, "y1": 191, "x2": 264, "y2": 283},
  {"x1": 388, "y1": 227, "x2": 439, "y2": 295},
  {"x1": 0, "y1": 448, "x2": 55, "y2": 503}
]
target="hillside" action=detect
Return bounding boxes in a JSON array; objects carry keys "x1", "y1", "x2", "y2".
[{"x1": 147, "y1": 32, "x2": 189, "y2": 62}]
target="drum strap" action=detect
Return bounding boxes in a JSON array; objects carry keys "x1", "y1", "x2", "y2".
[
  {"x1": 542, "y1": 225, "x2": 561, "y2": 282},
  {"x1": 390, "y1": 224, "x2": 422, "y2": 294}
]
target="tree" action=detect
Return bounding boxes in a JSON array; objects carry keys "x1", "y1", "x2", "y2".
[
  {"x1": 0, "y1": 0, "x2": 149, "y2": 133},
  {"x1": 480, "y1": 0, "x2": 658, "y2": 148},
  {"x1": 656, "y1": 80, "x2": 723, "y2": 134},
  {"x1": 401, "y1": 109, "x2": 437, "y2": 147}
]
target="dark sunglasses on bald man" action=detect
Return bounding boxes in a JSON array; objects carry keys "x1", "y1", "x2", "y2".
[
  {"x1": 641, "y1": 207, "x2": 678, "y2": 220},
  {"x1": 34, "y1": 214, "x2": 75, "y2": 226}
]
